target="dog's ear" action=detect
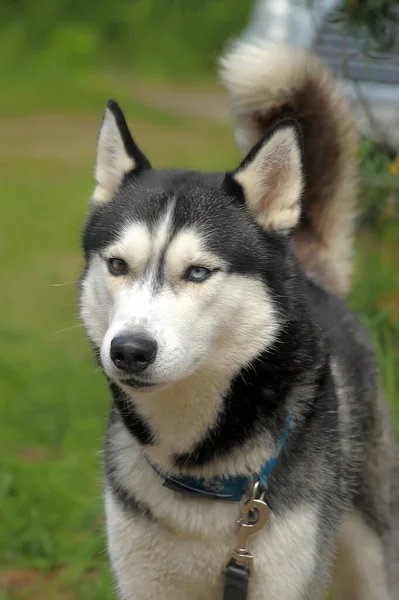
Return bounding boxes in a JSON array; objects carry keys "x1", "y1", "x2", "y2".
[
  {"x1": 231, "y1": 120, "x2": 304, "y2": 232},
  {"x1": 92, "y1": 99, "x2": 151, "y2": 204}
]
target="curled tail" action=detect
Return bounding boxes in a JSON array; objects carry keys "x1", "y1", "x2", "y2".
[{"x1": 219, "y1": 41, "x2": 358, "y2": 297}]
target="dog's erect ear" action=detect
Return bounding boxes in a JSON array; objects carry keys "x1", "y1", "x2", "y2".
[
  {"x1": 92, "y1": 99, "x2": 151, "y2": 204},
  {"x1": 231, "y1": 121, "x2": 304, "y2": 232}
]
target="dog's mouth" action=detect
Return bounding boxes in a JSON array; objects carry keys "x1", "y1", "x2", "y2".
[{"x1": 120, "y1": 376, "x2": 157, "y2": 389}]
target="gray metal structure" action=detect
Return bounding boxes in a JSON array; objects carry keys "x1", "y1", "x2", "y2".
[{"x1": 243, "y1": 0, "x2": 399, "y2": 150}]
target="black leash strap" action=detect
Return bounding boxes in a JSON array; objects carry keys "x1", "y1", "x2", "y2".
[{"x1": 223, "y1": 561, "x2": 250, "y2": 600}]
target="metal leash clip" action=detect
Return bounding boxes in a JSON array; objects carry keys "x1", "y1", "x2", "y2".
[{"x1": 224, "y1": 480, "x2": 270, "y2": 576}]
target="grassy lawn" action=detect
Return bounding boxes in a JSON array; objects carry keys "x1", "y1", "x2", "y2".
[{"x1": 0, "y1": 70, "x2": 398, "y2": 599}]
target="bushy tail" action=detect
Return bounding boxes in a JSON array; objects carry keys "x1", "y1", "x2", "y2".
[{"x1": 219, "y1": 41, "x2": 358, "y2": 297}]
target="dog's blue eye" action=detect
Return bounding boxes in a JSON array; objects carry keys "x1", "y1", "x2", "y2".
[
  {"x1": 107, "y1": 258, "x2": 128, "y2": 275},
  {"x1": 184, "y1": 266, "x2": 212, "y2": 282}
]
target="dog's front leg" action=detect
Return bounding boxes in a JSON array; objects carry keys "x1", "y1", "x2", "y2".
[{"x1": 106, "y1": 488, "x2": 228, "y2": 600}]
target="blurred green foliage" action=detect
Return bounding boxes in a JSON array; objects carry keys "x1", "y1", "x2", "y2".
[
  {"x1": 359, "y1": 140, "x2": 399, "y2": 231},
  {"x1": 0, "y1": 0, "x2": 252, "y2": 79},
  {"x1": 340, "y1": 0, "x2": 399, "y2": 52},
  {"x1": 335, "y1": 0, "x2": 399, "y2": 52}
]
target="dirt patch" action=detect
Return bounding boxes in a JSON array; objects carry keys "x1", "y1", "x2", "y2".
[
  {"x1": 0, "y1": 115, "x2": 98, "y2": 162},
  {"x1": 1, "y1": 568, "x2": 74, "y2": 600},
  {"x1": 0, "y1": 113, "x2": 233, "y2": 166},
  {"x1": 17, "y1": 446, "x2": 53, "y2": 462},
  {"x1": 134, "y1": 82, "x2": 229, "y2": 122},
  {"x1": 0, "y1": 82, "x2": 230, "y2": 161}
]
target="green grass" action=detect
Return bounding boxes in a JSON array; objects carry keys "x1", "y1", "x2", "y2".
[
  {"x1": 0, "y1": 155, "x2": 112, "y2": 599},
  {"x1": 0, "y1": 71, "x2": 398, "y2": 599}
]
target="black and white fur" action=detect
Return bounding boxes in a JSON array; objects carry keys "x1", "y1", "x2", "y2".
[{"x1": 80, "y1": 41, "x2": 399, "y2": 599}]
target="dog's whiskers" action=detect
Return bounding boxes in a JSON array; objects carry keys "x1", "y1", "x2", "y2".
[
  {"x1": 51, "y1": 280, "x2": 79, "y2": 287},
  {"x1": 50, "y1": 324, "x2": 84, "y2": 337}
]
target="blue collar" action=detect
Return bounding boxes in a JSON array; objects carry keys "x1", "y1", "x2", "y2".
[{"x1": 145, "y1": 407, "x2": 293, "y2": 502}]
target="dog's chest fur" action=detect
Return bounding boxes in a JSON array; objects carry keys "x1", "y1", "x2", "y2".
[{"x1": 105, "y1": 418, "x2": 320, "y2": 600}]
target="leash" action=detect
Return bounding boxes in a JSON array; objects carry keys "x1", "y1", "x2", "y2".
[{"x1": 223, "y1": 480, "x2": 269, "y2": 600}]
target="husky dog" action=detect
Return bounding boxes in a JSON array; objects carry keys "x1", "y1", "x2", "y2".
[{"x1": 80, "y1": 41, "x2": 399, "y2": 600}]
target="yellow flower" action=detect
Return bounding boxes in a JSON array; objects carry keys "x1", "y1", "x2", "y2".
[{"x1": 389, "y1": 154, "x2": 399, "y2": 176}]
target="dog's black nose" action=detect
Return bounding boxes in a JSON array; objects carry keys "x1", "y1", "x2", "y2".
[{"x1": 110, "y1": 335, "x2": 157, "y2": 373}]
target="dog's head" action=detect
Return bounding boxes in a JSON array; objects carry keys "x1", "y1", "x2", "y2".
[{"x1": 80, "y1": 100, "x2": 304, "y2": 393}]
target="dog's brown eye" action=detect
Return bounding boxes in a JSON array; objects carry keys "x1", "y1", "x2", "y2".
[{"x1": 108, "y1": 258, "x2": 128, "y2": 275}]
